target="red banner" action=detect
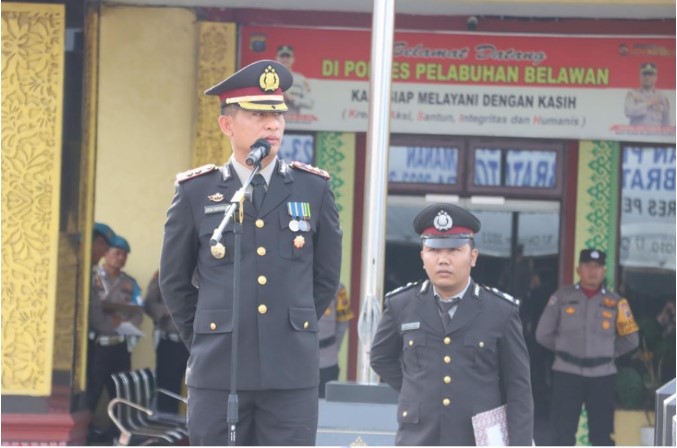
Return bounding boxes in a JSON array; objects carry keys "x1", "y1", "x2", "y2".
[
  {"x1": 241, "y1": 27, "x2": 675, "y2": 89},
  {"x1": 239, "y1": 26, "x2": 675, "y2": 143}
]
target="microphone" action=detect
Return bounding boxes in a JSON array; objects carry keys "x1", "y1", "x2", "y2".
[{"x1": 245, "y1": 139, "x2": 271, "y2": 167}]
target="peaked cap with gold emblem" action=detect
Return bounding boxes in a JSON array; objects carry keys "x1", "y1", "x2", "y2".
[
  {"x1": 413, "y1": 203, "x2": 481, "y2": 249},
  {"x1": 205, "y1": 59, "x2": 293, "y2": 112}
]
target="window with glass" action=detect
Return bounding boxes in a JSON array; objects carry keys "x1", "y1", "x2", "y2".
[
  {"x1": 279, "y1": 133, "x2": 314, "y2": 164},
  {"x1": 387, "y1": 135, "x2": 465, "y2": 194},
  {"x1": 468, "y1": 140, "x2": 564, "y2": 197}
]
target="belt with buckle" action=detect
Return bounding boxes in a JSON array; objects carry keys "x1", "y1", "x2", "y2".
[
  {"x1": 159, "y1": 330, "x2": 182, "y2": 343},
  {"x1": 90, "y1": 333, "x2": 126, "y2": 346},
  {"x1": 556, "y1": 351, "x2": 612, "y2": 368}
]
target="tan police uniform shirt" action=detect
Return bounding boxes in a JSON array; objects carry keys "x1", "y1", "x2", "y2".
[{"x1": 536, "y1": 284, "x2": 639, "y2": 377}]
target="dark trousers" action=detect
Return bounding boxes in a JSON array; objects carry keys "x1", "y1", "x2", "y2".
[
  {"x1": 319, "y1": 364, "x2": 339, "y2": 398},
  {"x1": 155, "y1": 337, "x2": 189, "y2": 413},
  {"x1": 187, "y1": 386, "x2": 318, "y2": 446},
  {"x1": 550, "y1": 371, "x2": 616, "y2": 446},
  {"x1": 86, "y1": 341, "x2": 131, "y2": 413}
]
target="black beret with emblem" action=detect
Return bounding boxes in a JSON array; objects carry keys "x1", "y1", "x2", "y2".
[
  {"x1": 205, "y1": 60, "x2": 293, "y2": 112},
  {"x1": 579, "y1": 248, "x2": 606, "y2": 265},
  {"x1": 413, "y1": 203, "x2": 481, "y2": 249}
]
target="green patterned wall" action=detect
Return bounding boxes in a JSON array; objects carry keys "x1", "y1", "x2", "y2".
[
  {"x1": 575, "y1": 141, "x2": 621, "y2": 288},
  {"x1": 315, "y1": 132, "x2": 356, "y2": 380}
]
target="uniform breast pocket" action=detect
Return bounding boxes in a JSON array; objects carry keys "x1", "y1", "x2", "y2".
[
  {"x1": 278, "y1": 210, "x2": 314, "y2": 261},
  {"x1": 199, "y1": 215, "x2": 237, "y2": 264},
  {"x1": 464, "y1": 335, "x2": 497, "y2": 374},
  {"x1": 402, "y1": 331, "x2": 426, "y2": 371},
  {"x1": 560, "y1": 303, "x2": 584, "y2": 332},
  {"x1": 594, "y1": 308, "x2": 617, "y2": 336}
]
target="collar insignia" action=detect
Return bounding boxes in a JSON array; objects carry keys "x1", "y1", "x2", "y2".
[{"x1": 433, "y1": 210, "x2": 453, "y2": 231}]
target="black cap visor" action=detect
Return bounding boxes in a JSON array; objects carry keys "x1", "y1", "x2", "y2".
[{"x1": 421, "y1": 234, "x2": 473, "y2": 249}]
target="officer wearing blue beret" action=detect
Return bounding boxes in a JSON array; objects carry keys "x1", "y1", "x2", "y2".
[
  {"x1": 87, "y1": 233, "x2": 143, "y2": 416},
  {"x1": 370, "y1": 203, "x2": 534, "y2": 446},
  {"x1": 159, "y1": 60, "x2": 342, "y2": 445}
]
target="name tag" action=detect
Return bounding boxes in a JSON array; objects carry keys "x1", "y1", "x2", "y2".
[
  {"x1": 205, "y1": 204, "x2": 228, "y2": 214},
  {"x1": 401, "y1": 322, "x2": 420, "y2": 331}
]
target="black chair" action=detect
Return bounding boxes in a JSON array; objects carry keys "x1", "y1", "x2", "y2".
[{"x1": 108, "y1": 369, "x2": 188, "y2": 446}]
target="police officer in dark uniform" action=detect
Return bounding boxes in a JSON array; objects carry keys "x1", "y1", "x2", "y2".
[
  {"x1": 370, "y1": 203, "x2": 534, "y2": 446},
  {"x1": 159, "y1": 59, "x2": 342, "y2": 446},
  {"x1": 536, "y1": 249, "x2": 639, "y2": 446}
]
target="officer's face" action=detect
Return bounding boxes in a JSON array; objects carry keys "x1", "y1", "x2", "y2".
[
  {"x1": 219, "y1": 109, "x2": 285, "y2": 169},
  {"x1": 277, "y1": 54, "x2": 294, "y2": 69},
  {"x1": 641, "y1": 71, "x2": 657, "y2": 89},
  {"x1": 576, "y1": 261, "x2": 606, "y2": 290},
  {"x1": 420, "y1": 243, "x2": 478, "y2": 297},
  {"x1": 104, "y1": 247, "x2": 128, "y2": 270},
  {"x1": 92, "y1": 235, "x2": 109, "y2": 265}
]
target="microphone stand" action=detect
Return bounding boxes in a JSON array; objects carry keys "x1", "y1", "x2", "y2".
[{"x1": 209, "y1": 165, "x2": 262, "y2": 446}]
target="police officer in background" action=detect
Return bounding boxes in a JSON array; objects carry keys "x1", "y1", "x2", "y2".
[
  {"x1": 87, "y1": 234, "x2": 144, "y2": 434},
  {"x1": 159, "y1": 59, "x2": 342, "y2": 445},
  {"x1": 370, "y1": 203, "x2": 534, "y2": 446},
  {"x1": 143, "y1": 270, "x2": 189, "y2": 414},
  {"x1": 624, "y1": 62, "x2": 671, "y2": 127},
  {"x1": 276, "y1": 45, "x2": 314, "y2": 115},
  {"x1": 318, "y1": 283, "x2": 353, "y2": 398},
  {"x1": 536, "y1": 249, "x2": 639, "y2": 446}
]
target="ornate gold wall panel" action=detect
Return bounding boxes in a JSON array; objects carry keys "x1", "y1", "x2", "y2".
[
  {"x1": 193, "y1": 22, "x2": 236, "y2": 167},
  {"x1": 53, "y1": 236, "x2": 78, "y2": 371},
  {"x1": 1, "y1": 2, "x2": 65, "y2": 396},
  {"x1": 74, "y1": 2, "x2": 100, "y2": 392}
]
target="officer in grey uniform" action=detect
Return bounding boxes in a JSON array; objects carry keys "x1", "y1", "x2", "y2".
[
  {"x1": 370, "y1": 203, "x2": 534, "y2": 446},
  {"x1": 624, "y1": 62, "x2": 671, "y2": 127},
  {"x1": 87, "y1": 235, "x2": 144, "y2": 414},
  {"x1": 159, "y1": 60, "x2": 342, "y2": 446},
  {"x1": 318, "y1": 282, "x2": 353, "y2": 398},
  {"x1": 276, "y1": 45, "x2": 314, "y2": 115},
  {"x1": 143, "y1": 270, "x2": 189, "y2": 414},
  {"x1": 536, "y1": 249, "x2": 639, "y2": 446}
]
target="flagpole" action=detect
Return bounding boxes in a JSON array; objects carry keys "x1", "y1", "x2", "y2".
[{"x1": 356, "y1": 0, "x2": 396, "y2": 384}]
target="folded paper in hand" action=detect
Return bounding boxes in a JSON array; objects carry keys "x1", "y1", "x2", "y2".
[
  {"x1": 115, "y1": 321, "x2": 145, "y2": 337},
  {"x1": 472, "y1": 404, "x2": 508, "y2": 446}
]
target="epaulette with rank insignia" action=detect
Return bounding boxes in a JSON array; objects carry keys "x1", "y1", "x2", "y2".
[
  {"x1": 176, "y1": 164, "x2": 217, "y2": 183},
  {"x1": 289, "y1": 161, "x2": 331, "y2": 179},
  {"x1": 482, "y1": 284, "x2": 520, "y2": 306},
  {"x1": 385, "y1": 280, "x2": 422, "y2": 299}
]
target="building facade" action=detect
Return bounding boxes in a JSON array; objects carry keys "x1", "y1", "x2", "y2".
[{"x1": 1, "y1": 0, "x2": 674, "y2": 444}]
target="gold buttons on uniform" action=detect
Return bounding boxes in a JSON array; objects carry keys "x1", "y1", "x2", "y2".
[
  {"x1": 210, "y1": 322, "x2": 216, "y2": 330},
  {"x1": 408, "y1": 340, "x2": 414, "y2": 347},
  {"x1": 442, "y1": 398, "x2": 451, "y2": 406},
  {"x1": 444, "y1": 355, "x2": 451, "y2": 364},
  {"x1": 257, "y1": 247, "x2": 266, "y2": 256},
  {"x1": 303, "y1": 321, "x2": 309, "y2": 329},
  {"x1": 479, "y1": 341, "x2": 485, "y2": 348},
  {"x1": 444, "y1": 376, "x2": 452, "y2": 384},
  {"x1": 443, "y1": 337, "x2": 451, "y2": 345},
  {"x1": 255, "y1": 219, "x2": 265, "y2": 228},
  {"x1": 258, "y1": 275, "x2": 267, "y2": 285},
  {"x1": 402, "y1": 411, "x2": 408, "y2": 417},
  {"x1": 258, "y1": 304, "x2": 268, "y2": 314}
]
